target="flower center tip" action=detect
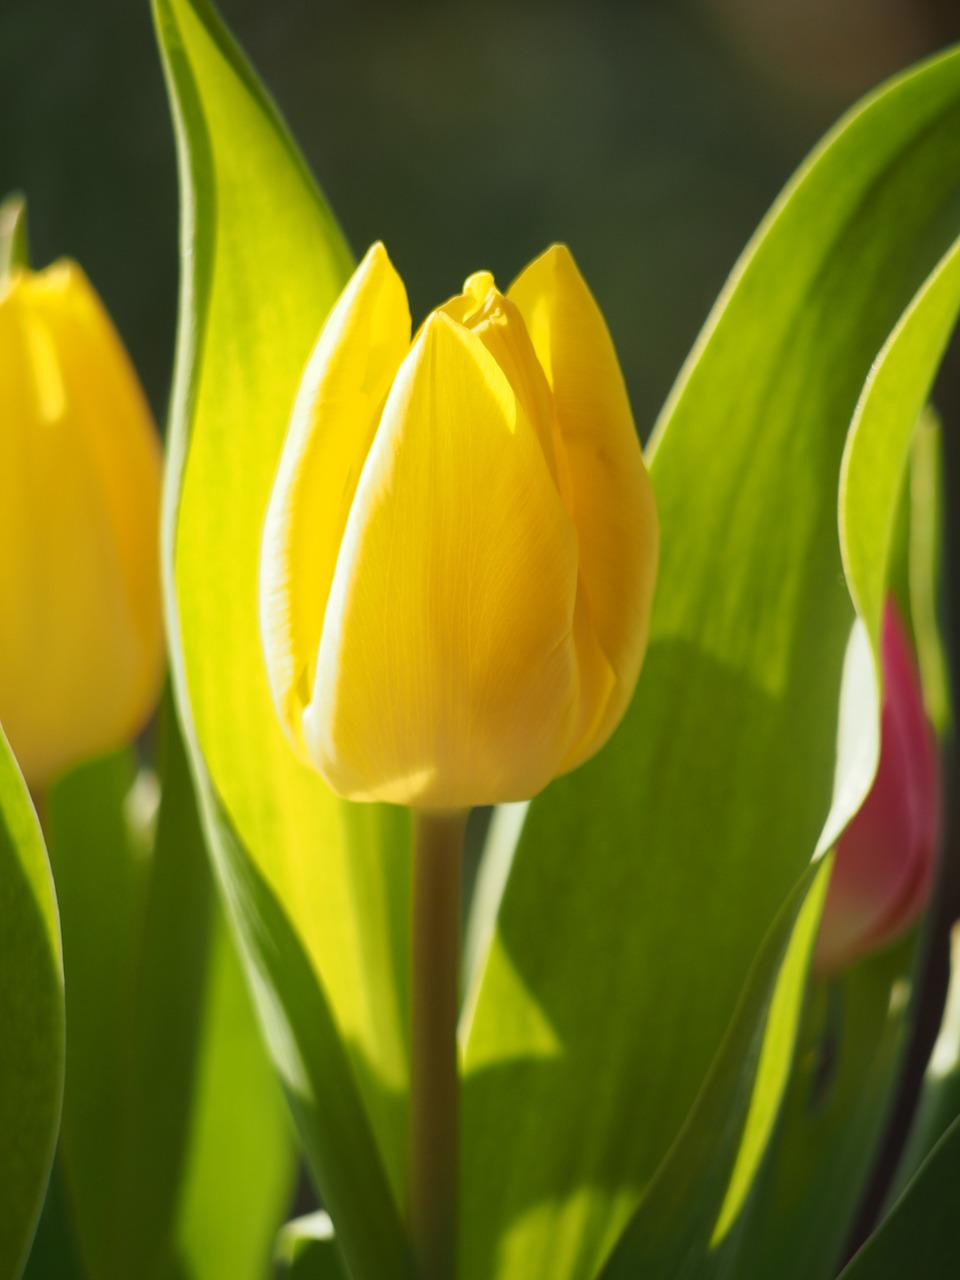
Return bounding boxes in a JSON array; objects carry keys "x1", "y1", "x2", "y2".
[{"x1": 462, "y1": 269, "x2": 497, "y2": 306}]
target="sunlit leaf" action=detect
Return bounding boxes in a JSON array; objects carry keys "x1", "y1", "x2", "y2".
[
  {"x1": 0, "y1": 725, "x2": 63, "y2": 1277},
  {"x1": 724, "y1": 220, "x2": 960, "y2": 1280},
  {"x1": 153, "y1": 1, "x2": 413, "y2": 1274},
  {"x1": 907, "y1": 413, "x2": 950, "y2": 733},
  {"x1": 172, "y1": 911, "x2": 295, "y2": 1280},
  {"x1": 598, "y1": 859, "x2": 830, "y2": 1279},
  {"x1": 460, "y1": 46, "x2": 960, "y2": 1280}
]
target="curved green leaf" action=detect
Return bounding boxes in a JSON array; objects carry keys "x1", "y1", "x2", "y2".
[
  {"x1": 461, "y1": 45, "x2": 960, "y2": 1280},
  {"x1": 882, "y1": 409, "x2": 949, "y2": 731},
  {"x1": 726, "y1": 941, "x2": 913, "y2": 1280},
  {"x1": 598, "y1": 858, "x2": 830, "y2": 1279},
  {"x1": 153, "y1": 1, "x2": 413, "y2": 1275},
  {"x1": 723, "y1": 201, "x2": 960, "y2": 1280},
  {"x1": 0, "y1": 726, "x2": 63, "y2": 1277},
  {"x1": 905, "y1": 413, "x2": 950, "y2": 733},
  {"x1": 840, "y1": 231, "x2": 960, "y2": 649},
  {"x1": 837, "y1": 1113, "x2": 960, "y2": 1278},
  {"x1": 891, "y1": 922, "x2": 960, "y2": 1201},
  {"x1": 21, "y1": 1161, "x2": 84, "y2": 1280}
]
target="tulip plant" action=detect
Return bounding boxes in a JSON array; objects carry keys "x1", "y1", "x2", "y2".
[{"x1": 4, "y1": 1, "x2": 960, "y2": 1278}]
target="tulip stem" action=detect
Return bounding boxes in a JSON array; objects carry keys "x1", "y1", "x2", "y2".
[{"x1": 410, "y1": 808, "x2": 467, "y2": 1280}]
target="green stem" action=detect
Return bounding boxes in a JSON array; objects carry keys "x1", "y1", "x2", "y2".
[{"x1": 410, "y1": 809, "x2": 467, "y2": 1280}]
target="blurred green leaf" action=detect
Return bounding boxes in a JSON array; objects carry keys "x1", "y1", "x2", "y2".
[
  {"x1": 130, "y1": 702, "x2": 295, "y2": 1280},
  {"x1": 724, "y1": 942, "x2": 913, "y2": 1280},
  {"x1": 890, "y1": 923, "x2": 960, "y2": 1200},
  {"x1": 48, "y1": 748, "x2": 147, "y2": 1277},
  {"x1": 0, "y1": 726, "x2": 63, "y2": 1278},
  {"x1": 460, "y1": 46, "x2": 960, "y2": 1280},
  {"x1": 0, "y1": 190, "x2": 29, "y2": 276},
  {"x1": 837, "y1": 1113, "x2": 960, "y2": 1278},
  {"x1": 275, "y1": 1213, "x2": 347, "y2": 1279},
  {"x1": 110, "y1": 718, "x2": 217, "y2": 1275},
  {"x1": 22, "y1": 1162, "x2": 84, "y2": 1280},
  {"x1": 45, "y1": 700, "x2": 294, "y2": 1280},
  {"x1": 153, "y1": 1, "x2": 413, "y2": 1275},
  {"x1": 172, "y1": 905, "x2": 294, "y2": 1280}
]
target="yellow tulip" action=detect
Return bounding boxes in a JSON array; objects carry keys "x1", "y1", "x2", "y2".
[
  {"x1": 0, "y1": 260, "x2": 164, "y2": 788},
  {"x1": 261, "y1": 243, "x2": 658, "y2": 807}
]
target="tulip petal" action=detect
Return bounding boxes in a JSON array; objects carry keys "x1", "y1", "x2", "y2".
[
  {"x1": 440, "y1": 274, "x2": 559, "y2": 481},
  {"x1": 305, "y1": 311, "x2": 581, "y2": 806},
  {"x1": 509, "y1": 244, "x2": 659, "y2": 765},
  {"x1": 814, "y1": 603, "x2": 940, "y2": 973},
  {"x1": 260, "y1": 243, "x2": 411, "y2": 758},
  {"x1": 0, "y1": 264, "x2": 163, "y2": 785}
]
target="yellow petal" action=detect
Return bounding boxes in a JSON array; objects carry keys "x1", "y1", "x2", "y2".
[
  {"x1": 440, "y1": 272, "x2": 558, "y2": 479},
  {"x1": 509, "y1": 244, "x2": 659, "y2": 766},
  {"x1": 0, "y1": 262, "x2": 164, "y2": 786},
  {"x1": 305, "y1": 310, "x2": 582, "y2": 807},
  {"x1": 260, "y1": 242, "x2": 411, "y2": 758}
]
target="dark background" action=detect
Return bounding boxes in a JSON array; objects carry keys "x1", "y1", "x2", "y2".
[
  {"x1": 5, "y1": 0, "x2": 960, "y2": 437},
  {"x1": 5, "y1": 0, "x2": 960, "y2": 1251}
]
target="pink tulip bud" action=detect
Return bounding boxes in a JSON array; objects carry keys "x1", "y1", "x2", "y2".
[{"x1": 813, "y1": 600, "x2": 940, "y2": 977}]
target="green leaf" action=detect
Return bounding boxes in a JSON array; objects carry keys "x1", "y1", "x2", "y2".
[
  {"x1": 47, "y1": 701, "x2": 294, "y2": 1280},
  {"x1": 878, "y1": 407, "x2": 948, "y2": 734},
  {"x1": 597, "y1": 858, "x2": 830, "y2": 1279},
  {"x1": 120, "y1": 703, "x2": 295, "y2": 1280},
  {"x1": 196, "y1": 787, "x2": 406, "y2": 1280},
  {"x1": 172, "y1": 907, "x2": 295, "y2": 1280},
  {"x1": 275, "y1": 1213, "x2": 348, "y2": 1279},
  {"x1": 48, "y1": 749, "x2": 148, "y2": 1277},
  {"x1": 21, "y1": 1161, "x2": 84, "y2": 1280},
  {"x1": 0, "y1": 725, "x2": 64, "y2": 1278},
  {"x1": 837, "y1": 1114, "x2": 960, "y2": 1278},
  {"x1": 723, "y1": 200, "x2": 960, "y2": 1280},
  {"x1": 890, "y1": 923, "x2": 960, "y2": 1200},
  {"x1": 153, "y1": 3, "x2": 413, "y2": 1273},
  {"x1": 460, "y1": 46, "x2": 960, "y2": 1280},
  {"x1": 724, "y1": 942, "x2": 913, "y2": 1280},
  {"x1": 105, "y1": 726, "x2": 213, "y2": 1277},
  {"x1": 0, "y1": 190, "x2": 30, "y2": 277},
  {"x1": 840, "y1": 226, "x2": 960, "y2": 651},
  {"x1": 906, "y1": 412, "x2": 950, "y2": 733}
]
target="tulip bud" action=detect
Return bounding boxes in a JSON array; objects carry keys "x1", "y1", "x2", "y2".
[
  {"x1": 261, "y1": 242, "x2": 658, "y2": 807},
  {"x1": 813, "y1": 600, "x2": 940, "y2": 976},
  {"x1": 0, "y1": 259, "x2": 164, "y2": 788}
]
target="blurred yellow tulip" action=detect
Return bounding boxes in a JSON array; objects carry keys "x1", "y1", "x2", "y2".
[
  {"x1": 261, "y1": 242, "x2": 658, "y2": 807},
  {"x1": 0, "y1": 260, "x2": 164, "y2": 788}
]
